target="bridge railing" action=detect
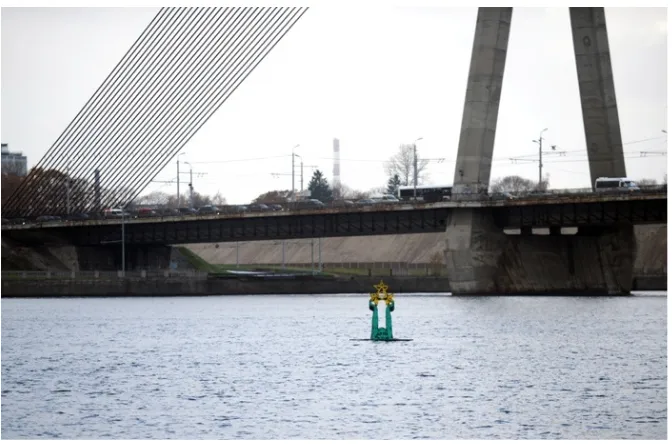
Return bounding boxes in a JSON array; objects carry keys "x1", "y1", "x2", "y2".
[{"x1": 1, "y1": 270, "x2": 210, "y2": 280}]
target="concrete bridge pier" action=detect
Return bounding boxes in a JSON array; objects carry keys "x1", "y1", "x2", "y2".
[{"x1": 443, "y1": 208, "x2": 636, "y2": 295}]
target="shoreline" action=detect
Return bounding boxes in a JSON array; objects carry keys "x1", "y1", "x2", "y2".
[{"x1": 1, "y1": 275, "x2": 666, "y2": 298}]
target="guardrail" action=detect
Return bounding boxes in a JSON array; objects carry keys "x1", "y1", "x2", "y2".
[
  {"x1": 1, "y1": 270, "x2": 210, "y2": 280},
  {"x1": 2, "y1": 185, "x2": 666, "y2": 228}
]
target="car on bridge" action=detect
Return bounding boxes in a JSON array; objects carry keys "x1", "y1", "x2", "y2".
[
  {"x1": 103, "y1": 208, "x2": 131, "y2": 219},
  {"x1": 357, "y1": 198, "x2": 377, "y2": 206},
  {"x1": 136, "y1": 208, "x2": 160, "y2": 218},
  {"x1": 371, "y1": 194, "x2": 400, "y2": 203},
  {"x1": 332, "y1": 200, "x2": 355, "y2": 208},
  {"x1": 158, "y1": 208, "x2": 181, "y2": 217},
  {"x1": 287, "y1": 199, "x2": 325, "y2": 210},
  {"x1": 197, "y1": 205, "x2": 220, "y2": 215},
  {"x1": 247, "y1": 203, "x2": 270, "y2": 212},
  {"x1": 178, "y1": 207, "x2": 198, "y2": 216}
]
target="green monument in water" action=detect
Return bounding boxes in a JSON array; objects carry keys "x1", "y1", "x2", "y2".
[
  {"x1": 369, "y1": 280, "x2": 396, "y2": 341},
  {"x1": 351, "y1": 280, "x2": 412, "y2": 342}
]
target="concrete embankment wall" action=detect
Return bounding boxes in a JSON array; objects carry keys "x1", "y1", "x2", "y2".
[
  {"x1": 1, "y1": 276, "x2": 452, "y2": 298},
  {"x1": 4, "y1": 275, "x2": 665, "y2": 298},
  {"x1": 185, "y1": 225, "x2": 667, "y2": 276},
  {"x1": 632, "y1": 276, "x2": 668, "y2": 291}
]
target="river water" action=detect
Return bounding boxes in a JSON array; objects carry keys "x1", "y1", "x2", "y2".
[{"x1": 1, "y1": 293, "x2": 666, "y2": 439}]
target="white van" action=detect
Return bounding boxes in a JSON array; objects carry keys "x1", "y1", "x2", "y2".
[
  {"x1": 103, "y1": 208, "x2": 125, "y2": 219},
  {"x1": 371, "y1": 194, "x2": 400, "y2": 203},
  {"x1": 594, "y1": 177, "x2": 640, "y2": 192}
]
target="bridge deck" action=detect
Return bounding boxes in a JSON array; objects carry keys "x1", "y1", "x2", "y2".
[
  {"x1": 1, "y1": 192, "x2": 665, "y2": 246},
  {"x1": 2, "y1": 191, "x2": 666, "y2": 232}
]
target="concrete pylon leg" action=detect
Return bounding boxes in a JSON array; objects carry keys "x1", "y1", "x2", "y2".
[
  {"x1": 444, "y1": 211, "x2": 635, "y2": 295},
  {"x1": 570, "y1": 7, "x2": 627, "y2": 184},
  {"x1": 453, "y1": 7, "x2": 512, "y2": 197},
  {"x1": 444, "y1": 209, "x2": 507, "y2": 294}
]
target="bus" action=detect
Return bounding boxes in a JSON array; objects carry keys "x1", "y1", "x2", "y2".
[
  {"x1": 594, "y1": 177, "x2": 639, "y2": 192},
  {"x1": 397, "y1": 185, "x2": 452, "y2": 202}
]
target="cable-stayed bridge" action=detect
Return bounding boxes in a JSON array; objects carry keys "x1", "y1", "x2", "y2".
[{"x1": 2, "y1": 7, "x2": 667, "y2": 296}]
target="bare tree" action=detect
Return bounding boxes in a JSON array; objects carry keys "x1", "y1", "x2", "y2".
[
  {"x1": 384, "y1": 144, "x2": 430, "y2": 186},
  {"x1": 638, "y1": 178, "x2": 658, "y2": 186},
  {"x1": 211, "y1": 191, "x2": 227, "y2": 206},
  {"x1": 331, "y1": 183, "x2": 344, "y2": 200},
  {"x1": 253, "y1": 190, "x2": 292, "y2": 204},
  {"x1": 490, "y1": 175, "x2": 549, "y2": 194},
  {"x1": 333, "y1": 183, "x2": 369, "y2": 200},
  {"x1": 190, "y1": 192, "x2": 212, "y2": 208},
  {"x1": 368, "y1": 186, "x2": 386, "y2": 196},
  {"x1": 133, "y1": 191, "x2": 172, "y2": 207},
  {"x1": 1, "y1": 173, "x2": 23, "y2": 204},
  {"x1": 349, "y1": 190, "x2": 370, "y2": 200}
]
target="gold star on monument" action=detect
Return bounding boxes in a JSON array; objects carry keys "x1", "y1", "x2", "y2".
[{"x1": 374, "y1": 281, "x2": 388, "y2": 294}]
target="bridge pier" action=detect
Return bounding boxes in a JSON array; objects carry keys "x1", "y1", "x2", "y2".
[{"x1": 443, "y1": 209, "x2": 635, "y2": 295}]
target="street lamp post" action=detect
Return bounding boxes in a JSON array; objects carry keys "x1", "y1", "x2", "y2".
[
  {"x1": 184, "y1": 161, "x2": 194, "y2": 208},
  {"x1": 533, "y1": 128, "x2": 548, "y2": 189},
  {"x1": 291, "y1": 144, "x2": 301, "y2": 202},
  {"x1": 413, "y1": 137, "x2": 423, "y2": 201},
  {"x1": 295, "y1": 154, "x2": 303, "y2": 193},
  {"x1": 177, "y1": 152, "x2": 185, "y2": 207}
]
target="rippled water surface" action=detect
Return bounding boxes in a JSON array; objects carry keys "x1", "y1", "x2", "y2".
[{"x1": 1, "y1": 293, "x2": 667, "y2": 439}]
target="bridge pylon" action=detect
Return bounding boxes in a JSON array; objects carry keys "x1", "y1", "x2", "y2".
[{"x1": 446, "y1": 7, "x2": 634, "y2": 295}]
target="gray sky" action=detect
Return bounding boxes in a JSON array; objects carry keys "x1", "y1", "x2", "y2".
[{"x1": 1, "y1": 6, "x2": 668, "y2": 205}]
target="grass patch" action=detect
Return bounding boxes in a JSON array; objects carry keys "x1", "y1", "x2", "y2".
[{"x1": 177, "y1": 247, "x2": 218, "y2": 272}]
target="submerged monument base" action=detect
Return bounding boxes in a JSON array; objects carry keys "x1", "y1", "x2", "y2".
[{"x1": 443, "y1": 209, "x2": 635, "y2": 296}]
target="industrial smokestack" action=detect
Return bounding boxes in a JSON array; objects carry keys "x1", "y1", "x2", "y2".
[{"x1": 333, "y1": 138, "x2": 341, "y2": 192}]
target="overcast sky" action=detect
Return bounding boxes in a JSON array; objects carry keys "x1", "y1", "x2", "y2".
[{"x1": 1, "y1": 6, "x2": 668, "y2": 205}]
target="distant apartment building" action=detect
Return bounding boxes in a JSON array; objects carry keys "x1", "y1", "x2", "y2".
[{"x1": 1, "y1": 143, "x2": 27, "y2": 176}]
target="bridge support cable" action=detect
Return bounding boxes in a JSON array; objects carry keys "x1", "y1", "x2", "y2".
[
  {"x1": 3, "y1": 8, "x2": 183, "y2": 216},
  {"x1": 3, "y1": 7, "x2": 308, "y2": 218},
  {"x1": 50, "y1": 8, "x2": 219, "y2": 215},
  {"x1": 13, "y1": 8, "x2": 227, "y2": 216},
  {"x1": 60, "y1": 7, "x2": 233, "y2": 215},
  {"x1": 115, "y1": 7, "x2": 307, "y2": 211},
  {"x1": 95, "y1": 7, "x2": 286, "y2": 212}
]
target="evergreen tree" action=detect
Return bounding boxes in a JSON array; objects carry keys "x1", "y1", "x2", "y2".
[
  {"x1": 386, "y1": 174, "x2": 401, "y2": 196},
  {"x1": 307, "y1": 170, "x2": 333, "y2": 202}
]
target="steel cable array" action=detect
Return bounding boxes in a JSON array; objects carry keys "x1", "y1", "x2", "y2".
[{"x1": 3, "y1": 6, "x2": 308, "y2": 219}]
